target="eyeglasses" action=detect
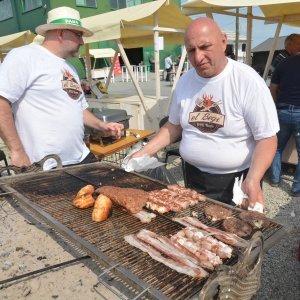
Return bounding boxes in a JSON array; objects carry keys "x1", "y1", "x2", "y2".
[{"x1": 64, "y1": 29, "x2": 83, "y2": 39}]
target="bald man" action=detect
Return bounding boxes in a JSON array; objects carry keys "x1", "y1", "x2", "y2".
[{"x1": 132, "y1": 18, "x2": 279, "y2": 209}]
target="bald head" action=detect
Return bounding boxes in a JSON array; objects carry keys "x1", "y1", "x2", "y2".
[{"x1": 184, "y1": 17, "x2": 227, "y2": 78}]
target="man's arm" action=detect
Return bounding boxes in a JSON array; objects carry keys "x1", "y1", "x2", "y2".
[
  {"x1": 0, "y1": 96, "x2": 31, "y2": 166},
  {"x1": 83, "y1": 109, "x2": 124, "y2": 138},
  {"x1": 242, "y1": 135, "x2": 277, "y2": 208},
  {"x1": 131, "y1": 121, "x2": 182, "y2": 158},
  {"x1": 269, "y1": 83, "x2": 279, "y2": 102}
]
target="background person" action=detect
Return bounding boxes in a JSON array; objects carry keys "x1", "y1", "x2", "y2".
[
  {"x1": 164, "y1": 53, "x2": 173, "y2": 81},
  {"x1": 0, "y1": 7, "x2": 123, "y2": 170},
  {"x1": 269, "y1": 54, "x2": 300, "y2": 196},
  {"x1": 132, "y1": 17, "x2": 279, "y2": 209},
  {"x1": 271, "y1": 33, "x2": 300, "y2": 72}
]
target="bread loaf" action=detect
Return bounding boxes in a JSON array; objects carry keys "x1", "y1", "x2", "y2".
[
  {"x1": 92, "y1": 194, "x2": 112, "y2": 222},
  {"x1": 73, "y1": 194, "x2": 95, "y2": 209},
  {"x1": 77, "y1": 185, "x2": 95, "y2": 197}
]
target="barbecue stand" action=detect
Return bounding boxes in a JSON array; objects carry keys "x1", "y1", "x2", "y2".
[{"x1": 0, "y1": 162, "x2": 286, "y2": 299}]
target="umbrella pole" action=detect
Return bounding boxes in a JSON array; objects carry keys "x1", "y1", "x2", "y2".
[
  {"x1": 246, "y1": 7, "x2": 253, "y2": 65},
  {"x1": 154, "y1": 13, "x2": 161, "y2": 102},
  {"x1": 263, "y1": 19, "x2": 283, "y2": 81},
  {"x1": 115, "y1": 39, "x2": 152, "y2": 123}
]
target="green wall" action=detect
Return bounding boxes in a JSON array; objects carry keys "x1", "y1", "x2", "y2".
[{"x1": 0, "y1": 0, "x2": 183, "y2": 78}]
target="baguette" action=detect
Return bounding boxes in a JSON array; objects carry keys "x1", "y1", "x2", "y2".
[
  {"x1": 73, "y1": 194, "x2": 95, "y2": 209},
  {"x1": 92, "y1": 194, "x2": 112, "y2": 222},
  {"x1": 77, "y1": 185, "x2": 95, "y2": 197}
]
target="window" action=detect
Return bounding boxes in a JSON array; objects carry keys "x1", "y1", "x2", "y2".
[
  {"x1": 0, "y1": 0, "x2": 13, "y2": 21},
  {"x1": 76, "y1": 0, "x2": 97, "y2": 8},
  {"x1": 110, "y1": 0, "x2": 142, "y2": 10},
  {"x1": 22, "y1": 0, "x2": 42, "y2": 12}
]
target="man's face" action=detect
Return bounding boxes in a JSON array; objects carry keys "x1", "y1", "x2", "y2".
[
  {"x1": 287, "y1": 35, "x2": 300, "y2": 56},
  {"x1": 61, "y1": 29, "x2": 84, "y2": 58},
  {"x1": 185, "y1": 24, "x2": 227, "y2": 78}
]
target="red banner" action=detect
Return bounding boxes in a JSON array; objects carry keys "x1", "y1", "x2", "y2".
[{"x1": 110, "y1": 57, "x2": 122, "y2": 75}]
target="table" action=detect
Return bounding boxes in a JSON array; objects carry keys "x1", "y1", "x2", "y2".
[{"x1": 90, "y1": 129, "x2": 155, "y2": 160}]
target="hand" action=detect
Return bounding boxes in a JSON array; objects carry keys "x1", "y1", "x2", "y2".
[
  {"x1": 10, "y1": 149, "x2": 31, "y2": 167},
  {"x1": 241, "y1": 176, "x2": 265, "y2": 210},
  {"x1": 102, "y1": 122, "x2": 124, "y2": 139}
]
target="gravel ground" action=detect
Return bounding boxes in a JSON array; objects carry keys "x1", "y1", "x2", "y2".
[{"x1": 0, "y1": 142, "x2": 299, "y2": 299}]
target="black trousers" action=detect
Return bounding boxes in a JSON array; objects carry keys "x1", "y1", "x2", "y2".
[
  {"x1": 184, "y1": 162, "x2": 249, "y2": 205},
  {"x1": 65, "y1": 152, "x2": 98, "y2": 167}
]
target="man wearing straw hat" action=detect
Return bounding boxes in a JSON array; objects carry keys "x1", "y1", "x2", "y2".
[{"x1": 0, "y1": 7, "x2": 123, "y2": 170}]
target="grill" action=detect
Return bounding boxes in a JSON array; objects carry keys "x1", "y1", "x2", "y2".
[{"x1": 0, "y1": 162, "x2": 286, "y2": 299}]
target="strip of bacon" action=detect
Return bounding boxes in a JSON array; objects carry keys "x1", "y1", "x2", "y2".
[
  {"x1": 124, "y1": 234, "x2": 208, "y2": 279},
  {"x1": 136, "y1": 229, "x2": 205, "y2": 270},
  {"x1": 181, "y1": 227, "x2": 232, "y2": 259},
  {"x1": 173, "y1": 216, "x2": 249, "y2": 248},
  {"x1": 170, "y1": 235, "x2": 222, "y2": 270}
]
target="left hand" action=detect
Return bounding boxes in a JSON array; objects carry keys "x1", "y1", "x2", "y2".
[
  {"x1": 241, "y1": 176, "x2": 265, "y2": 210},
  {"x1": 102, "y1": 122, "x2": 124, "y2": 139}
]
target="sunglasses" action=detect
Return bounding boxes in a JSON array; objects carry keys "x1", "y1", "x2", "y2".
[{"x1": 64, "y1": 29, "x2": 83, "y2": 39}]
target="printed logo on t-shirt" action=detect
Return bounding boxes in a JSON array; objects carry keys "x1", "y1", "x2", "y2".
[
  {"x1": 189, "y1": 94, "x2": 225, "y2": 133},
  {"x1": 61, "y1": 69, "x2": 82, "y2": 100}
]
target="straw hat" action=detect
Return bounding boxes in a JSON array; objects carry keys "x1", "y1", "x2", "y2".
[{"x1": 35, "y1": 6, "x2": 93, "y2": 37}]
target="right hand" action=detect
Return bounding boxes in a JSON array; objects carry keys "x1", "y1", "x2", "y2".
[
  {"x1": 130, "y1": 148, "x2": 146, "y2": 159},
  {"x1": 10, "y1": 150, "x2": 31, "y2": 167}
]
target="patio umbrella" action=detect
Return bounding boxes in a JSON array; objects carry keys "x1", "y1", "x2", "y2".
[{"x1": 0, "y1": 30, "x2": 36, "y2": 62}]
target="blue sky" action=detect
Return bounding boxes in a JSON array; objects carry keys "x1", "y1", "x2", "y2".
[{"x1": 180, "y1": 1, "x2": 299, "y2": 47}]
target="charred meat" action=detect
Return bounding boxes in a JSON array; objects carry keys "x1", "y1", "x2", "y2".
[
  {"x1": 239, "y1": 211, "x2": 271, "y2": 229},
  {"x1": 204, "y1": 204, "x2": 232, "y2": 221},
  {"x1": 223, "y1": 217, "x2": 253, "y2": 238}
]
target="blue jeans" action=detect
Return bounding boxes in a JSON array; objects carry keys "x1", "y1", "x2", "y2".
[{"x1": 270, "y1": 106, "x2": 300, "y2": 192}]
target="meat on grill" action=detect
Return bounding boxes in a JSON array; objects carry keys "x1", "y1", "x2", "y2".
[
  {"x1": 132, "y1": 210, "x2": 156, "y2": 223},
  {"x1": 178, "y1": 227, "x2": 232, "y2": 259},
  {"x1": 124, "y1": 234, "x2": 209, "y2": 279},
  {"x1": 95, "y1": 186, "x2": 148, "y2": 214},
  {"x1": 223, "y1": 217, "x2": 253, "y2": 237},
  {"x1": 204, "y1": 204, "x2": 232, "y2": 221},
  {"x1": 146, "y1": 185, "x2": 206, "y2": 214},
  {"x1": 173, "y1": 216, "x2": 249, "y2": 248},
  {"x1": 239, "y1": 211, "x2": 271, "y2": 229}
]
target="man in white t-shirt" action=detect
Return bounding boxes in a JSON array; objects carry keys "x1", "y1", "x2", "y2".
[
  {"x1": 0, "y1": 7, "x2": 123, "y2": 170},
  {"x1": 164, "y1": 54, "x2": 173, "y2": 81},
  {"x1": 132, "y1": 17, "x2": 279, "y2": 209}
]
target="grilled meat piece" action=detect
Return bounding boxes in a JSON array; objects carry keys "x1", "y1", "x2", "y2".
[
  {"x1": 239, "y1": 211, "x2": 271, "y2": 229},
  {"x1": 204, "y1": 204, "x2": 232, "y2": 221},
  {"x1": 223, "y1": 217, "x2": 252, "y2": 237},
  {"x1": 96, "y1": 186, "x2": 148, "y2": 214}
]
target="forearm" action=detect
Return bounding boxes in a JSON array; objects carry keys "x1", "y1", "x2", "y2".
[
  {"x1": 135, "y1": 123, "x2": 182, "y2": 157},
  {"x1": 0, "y1": 98, "x2": 25, "y2": 153},
  {"x1": 247, "y1": 136, "x2": 277, "y2": 182},
  {"x1": 83, "y1": 109, "x2": 106, "y2": 131}
]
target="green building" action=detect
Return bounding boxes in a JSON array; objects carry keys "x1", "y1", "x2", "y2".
[{"x1": 0, "y1": 0, "x2": 182, "y2": 78}]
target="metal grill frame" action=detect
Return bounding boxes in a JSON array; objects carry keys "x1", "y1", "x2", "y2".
[{"x1": 0, "y1": 162, "x2": 287, "y2": 299}]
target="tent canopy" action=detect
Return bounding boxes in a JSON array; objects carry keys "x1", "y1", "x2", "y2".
[
  {"x1": 0, "y1": 30, "x2": 36, "y2": 53},
  {"x1": 82, "y1": 0, "x2": 192, "y2": 48},
  {"x1": 182, "y1": 0, "x2": 300, "y2": 27},
  {"x1": 88, "y1": 48, "x2": 118, "y2": 58}
]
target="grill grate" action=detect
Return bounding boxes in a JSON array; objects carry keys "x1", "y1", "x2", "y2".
[{"x1": 0, "y1": 162, "x2": 285, "y2": 299}]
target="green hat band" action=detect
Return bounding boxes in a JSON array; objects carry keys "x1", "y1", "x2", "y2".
[{"x1": 50, "y1": 18, "x2": 81, "y2": 27}]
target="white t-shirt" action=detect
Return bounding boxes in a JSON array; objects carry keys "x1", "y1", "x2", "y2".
[
  {"x1": 0, "y1": 44, "x2": 89, "y2": 169},
  {"x1": 169, "y1": 58, "x2": 279, "y2": 174}
]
